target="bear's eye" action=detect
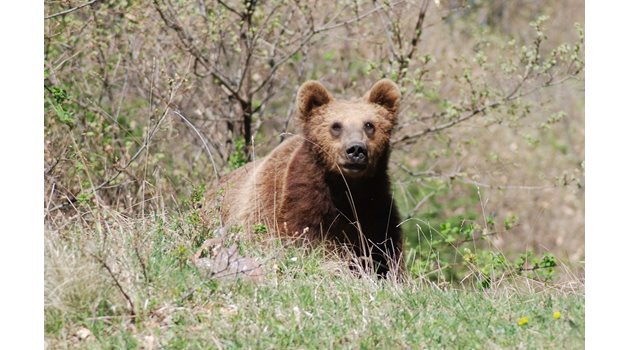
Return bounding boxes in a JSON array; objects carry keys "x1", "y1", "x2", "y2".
[
  {"x1": 364, "y1": 122, "x2": 375, "y2": 134},
  {"x1": 330, "y1": 122, "x2": 342, "y2": 135}
]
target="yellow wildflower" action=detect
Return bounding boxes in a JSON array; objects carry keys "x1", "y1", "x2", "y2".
[
  {"x1": 517, "y1": 316, "x2": 529, "y2": 326},
  {"x1": 553, "y1": 311, "x2": 561, "y2": 319}
]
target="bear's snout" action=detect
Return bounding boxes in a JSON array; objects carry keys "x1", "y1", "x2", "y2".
[{"x1": 345, "y1": 142, "x2": 368, "y2": 164}]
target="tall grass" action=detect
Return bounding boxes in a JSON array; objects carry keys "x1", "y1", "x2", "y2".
[{"x1": 45, "y1": 204, "x2": 584, "y2": 348}]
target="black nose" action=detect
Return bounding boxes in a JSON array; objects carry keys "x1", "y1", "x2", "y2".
[{"x1": 346, "y1": 142, "x2": 368, "y2": 163}]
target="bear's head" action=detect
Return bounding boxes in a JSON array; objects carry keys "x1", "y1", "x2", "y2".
[{"x1": 296, "y1": 79, "x2": 401, "y2": 179}]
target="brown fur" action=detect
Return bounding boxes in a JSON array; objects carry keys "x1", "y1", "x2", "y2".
[{"x1": 206, "y1": 79, "x2": 404, "y2": 276}]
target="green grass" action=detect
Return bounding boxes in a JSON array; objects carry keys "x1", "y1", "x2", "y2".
[{"x1": 44, "y1": 211, "x2": 584, "y2": 349}]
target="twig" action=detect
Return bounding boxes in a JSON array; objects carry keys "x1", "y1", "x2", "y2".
[
  {"x1": 45, "y1": 0, "x2": 101, "y2": 20},
  {"x1": 216, "y1": 0, "x2": 242, "y2": 18},
  {"x1": 394, "y1": 71, "x2": 582, "y2": 145},
  {"x1": 405, "y1": 191, "x2": 435, "y2": 219},
  {"x1": 134, "y1": 242, "x2": 150, "y2": 284},
  {"x1": 171, "y1": 110, "x2": 221, "y2": 181},
  {"x1": 317, "y1": 0, "x2": 406, "y2": 32},
  {"x1": 393, "y1": 101, "x2": 499, "y2": 145},
  {"x1": 91, "y1": 253, "x2": 137, "y2": 317},
  {"x1": 47, "y1": 104, "x2": 170, "y2": 213},
  {"x1": 153, "y1": 0, "x2": 246, "y2": 105},
  {"x1": 399, "y1": 0, "x2": 430, "y2": 81},
  {"x1": 250, "y1": 0, "x2": 407, "y2": 95},
  {"x1": 393, "y1": 70, "x2": 565, "y2": 146},
  {"x1": 396, "y1": 164, "x2": 556, "y2": 191}
]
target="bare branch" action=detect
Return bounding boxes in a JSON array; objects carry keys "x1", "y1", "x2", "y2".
[
  {"x1": 172, "y1": 110, "x2": 221, "y2": 181},
  {"x1": 393, "y1": 62, "x2": 582, "y2": 146},
  {"x1": 152, "y1": 0, "x2": 246, "y2": 104},
  {"x1": 393, "y1": 101, "x2": 499, "y2": 145},
  {"x1": 47, "y1": 83, "x2": 174, "y2": 213},
  {"x1": 251, "y1": 0, "x2": 406, "y2": 95},
  {"x1": 406, "y1": 0, "x2": 430, "y2": 61},
  {"x1": 396, "y1": 164, "x2": 557, "y2": 191},
  {"x1": 90, "y1": 253, "x2": 136, "y2": 318},
  {"x1": 217, "y1": 0, "x2": 243, "y2": 18},
  {"x1": 45, "y1": 0, "x2": 102, "y2": 20}
]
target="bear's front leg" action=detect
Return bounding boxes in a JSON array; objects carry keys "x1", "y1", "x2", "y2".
[{"x1": 278, "y1": 150, "x2": 336, "y2": 237}]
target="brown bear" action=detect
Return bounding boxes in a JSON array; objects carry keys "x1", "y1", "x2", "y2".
[{"x1": 207, "y1": 79, "x2": 404, "y2": 277}]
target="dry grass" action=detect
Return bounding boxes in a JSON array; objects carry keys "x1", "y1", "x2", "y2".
[{"x1": 44, "y1": 206, "x2": 584, "y2": 348}]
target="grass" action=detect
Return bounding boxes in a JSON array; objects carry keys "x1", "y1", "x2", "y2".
[{"x1": 44, "y1": 208, "x2": 584, "y2": 349}]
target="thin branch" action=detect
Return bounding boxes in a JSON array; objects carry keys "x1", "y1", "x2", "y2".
[
  {"x1": 249, "y1": 31, "x2": 316, "y2": 95},
  {"x1": 393, "y1": 102, "x2": 499, "y2": 145},
  {"x1": 91, "y1": 253, "x2": 137, "y2": 318},
  {"x1": 251, "y1": 0, "x2": 406, "y2": 95},
  {"x1": 93, "y1": 107, "x2": 170, "y2": 192},
  {"x1": 172, "y1": 110, "x2": 221, "y2": 181},
  {"x1": 405, "y1": 191, "x2": 435, "y2": 219},
  {"x1": 216, "y1": 0, "x2": 243, "y2": 18},
  {"x1": 47, "y1": 102, "x2": 170, "y2": 213},
  {"x1": 396, "y1": 164, "x2": 556, "y2": 191},
  {"x1": 153, "y1": 0, "x2": 246, "y2": 104},
  {"x1": 45, "y1": 0, "x2": 101, "y2": 20},
  {"x1": 398, "y1": 0, "x2": 430, "y2": 81},
  {"x1": 393, "y1": 68, "x2": 581, "y2": 146},
  {"x1": 317, "y1": 0, "x2": 405, "y2": 32},
  {"x1": 406, "y1": 0, "x2": 430, "y2": 61}
]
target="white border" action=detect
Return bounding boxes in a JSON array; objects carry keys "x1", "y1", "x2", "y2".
[
  {"x1": 0, "y1": 2, "x2": 44, "y2": 349},
  {"x1": 585, "y1": 0, "x2": 630, "y2": 348}
]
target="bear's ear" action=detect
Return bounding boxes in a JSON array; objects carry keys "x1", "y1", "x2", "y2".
[
  {"x1": 365, "y1": 79, "x2": 401, "y2": 114},
  {"x1": 297, "y1": 80, "x2": 333, "y2": 119}
]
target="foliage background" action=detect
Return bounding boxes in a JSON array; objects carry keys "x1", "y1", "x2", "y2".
[{"x1": 45, "y1": 0, "x2": 584, "y2": 260}]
